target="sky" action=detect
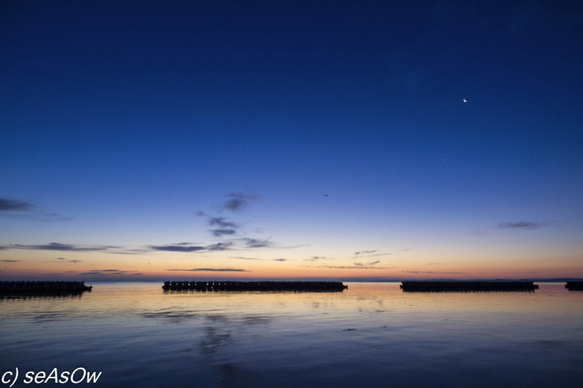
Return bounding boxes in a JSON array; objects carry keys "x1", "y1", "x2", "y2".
[{"x1": 1, "y1": 0, "x2": 582, "y2": 281}]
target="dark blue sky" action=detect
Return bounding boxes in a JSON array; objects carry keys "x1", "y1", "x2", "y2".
[{"x1": 1, "y1": 0, "x2": 582, "y2": 280}]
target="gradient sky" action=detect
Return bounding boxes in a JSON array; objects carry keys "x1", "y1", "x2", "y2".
[{"x1": 1, "y1": 0, "x2": 582, "y2": 281}]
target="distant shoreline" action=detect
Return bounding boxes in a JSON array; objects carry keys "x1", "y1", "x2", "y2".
[{"x1": 2, "y1": 277, "x2": 583, "y2": 284}]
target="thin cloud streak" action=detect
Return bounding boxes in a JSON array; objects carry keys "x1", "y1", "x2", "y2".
[
  {"x1": 211, "y1": 228, "x2": 237, "y2": 237},
  {"x1": 0, "y1": 198, "x2": 74, "y2": 221},
  {"x1": 81, "y1": 269, "x2": 144, "y2": 277},
  {"x1": 0, "y1": 241, "x2": 235, "y2": 254},
  {"x1": 151, "y1": 245, "x2": 206, "y2": 252},
  {"x1": 354, "y1": 250, "x2": 392, "y2": 258},
  {"x1": 166, "y1": 268, "x2": 249, "y2": 272},
  {"x1": 242, "y1": 238, "x2": 271, "y2": 248},
  {"x1": 354, "y1": 250, "x2": 376, "y2": 256},
  {"x1": 313, "y1": 260, "x2": 391, "y2": 270},
  {"x1": 206, "y1": 242, "x2": 233, "y2": 251},
  {"x1": 5, "y1": 243, "x2": 114, "y2": 252},
  {"x1": 304, "y1": 256, "x2": 332, "y2": 262},
  {"x1": 316, "y1": 265, "x2": 393, "y2": 270},
  {"x1": 0, "y1": 198, "x2": 33, "y2": 211},
  {"x1": 151, "y1": 242, "x2": 233, "y2": 252},
  {"x1": 230, "y1": 256, "x2": 287, "y2": 262},
  {"x1": 498, "y1": 221, "x2": 550, "y2": 230},
  {"x1": 208, "y1": 217, "x2": 238, "y2": 228},
  {"x1": 230, "y1": 256, "x2": 263, "y2": 261},
  {"x1": 43, "y1": 258, "x2": 82, "y2": 264}
]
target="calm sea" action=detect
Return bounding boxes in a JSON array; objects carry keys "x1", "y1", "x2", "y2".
[{"x1": 1, "y1": 282, "x2": 581, "y2": 387}]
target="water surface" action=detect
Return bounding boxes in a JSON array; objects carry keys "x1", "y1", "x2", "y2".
[{"x1": 1, "y1": 282, "x2": 581, "y2": 387}]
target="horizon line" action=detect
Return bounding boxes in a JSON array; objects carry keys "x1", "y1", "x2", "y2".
[{"x1": 2, "y1": 276, "x2": 582, "y2": 283}]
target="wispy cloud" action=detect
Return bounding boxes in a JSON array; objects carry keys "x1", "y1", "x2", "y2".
[
  {"x1": 498, "y1": 221, "x2": 549, "y2": 230},
  {"x1": 0, "y1": 241, "x2": 235, "y2": 254},
  {"x1": 355, "y1": 250, "x2": 376, "y2": 256},
  {"x1": 196, "y1": 193, "x2": 273, "y2": 246},
  {"x1": 166, "y1": 268, "x2": 249, "y2": 272},
  {"x1": 242, "y1": 238, "x2": 271, "y2": 248},
  {"x1": 29, "y1": 213, "x2": 76, "y2": 222},
  {"x1": 0, "y1": 198, "x2": 33, "y2": 211},
  {"x1": 207, "y1": 242, "x2": 233, "y2": 251},
  {"x1": 150, "y1": 242, "x2": 233, "y2": 253},
  {"x1": 0, "y1": 244, "x2": 147, "y2": 255},
  {"x1": 303, "y1": 256, "x2": 331, "y2": 262},
  {"x1": 0, "y1": 198, "x2": 73, "y2": 221},
  {"x1": 318, "y1": 264, "x2": 392, "y2": 270},
  {"x1": 230, "y1": 256, "x2": 287, "y2": 262},
  {"x1": 354, "y1": 250, "x2": 391, "y2": 258},
  {"x1": 43, "y1": 257, "x2": 82, "y2": 264},
  {"x1": 315, "y1": 260, "x2": 391, "y2": 270},
  {"x1": 1, "y1": 259, "x2": 20, "y2": 263},
  {"x1": 209, "y1": 216, "x2": 238, "y2": 228},
  {"x1": 212, "y1": 228, "x2": 237, "y2": 237},
  {"x1": 151, "y1": 244, "x2": 206, "y2": 252},
  {"x1": 402, "y1": 270, "x2": 464, "y2": 275},
  {"x1": 0, "y1": 231, "x2": 283, "y2": 255},
  {"x1": 223, "y1": 192, "x2": 257, "y2": 212},
  {"x1": 207, "y1": 215, "x2": 239, "y2": 237},
  {"x1": 357, "y1": 260, "x2": 381, "y2": 266},
  {"x1": 81, "y1": 269, "x2": 144, "y2": 277},
  {"x1": 230, "y1": 256, "x2": 262, "y2": 261},
  {"x1": 197, "y1": 212, "x2": 241, "y2": 237},
  {"x1": 4, "y1": 243, "x2": 114, "y2": 252}
]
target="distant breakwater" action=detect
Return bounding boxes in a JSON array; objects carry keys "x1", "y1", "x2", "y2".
[
  {"x1": 162, "y1": 281, "x2": 348, "y2": 292},
  {"x1": 0, "y1": 281, "x2": 92, "y2": 295},
  {"x1": 400, "y1": 281, "x2": 539, "y2": 292},
  {"x1": 565, "y1": 282, "x2": 583, "y2": 291}
]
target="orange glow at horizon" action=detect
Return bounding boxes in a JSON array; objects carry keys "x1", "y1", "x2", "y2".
[{"x1": 1, "y1": 247, "x2": 582, "y2": 281}]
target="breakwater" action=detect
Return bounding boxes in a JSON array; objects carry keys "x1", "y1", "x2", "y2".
[
  {"x1": 0, "y1": 281, "x2": 92, "y2": 294},
  {"x1": 400, "y1": 281, "x2": 539, "y2": 292},
  {"x1": 162, "y1": 281, "x2": 348, "y2": 292},
  {"x1": 565, "y1": 282, "x2": 583, "y2": 291}
]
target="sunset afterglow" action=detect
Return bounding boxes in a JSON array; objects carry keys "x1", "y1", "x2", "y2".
[{"x1": 1, "y1": 1, "x2": 582, "y2": 282}]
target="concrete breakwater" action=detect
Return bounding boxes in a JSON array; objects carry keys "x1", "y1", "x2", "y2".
[
  {"x1": 0, "y1": 281, "x2": 92, "y2": 294},
  {"x1": 400, "y1": 281, "x2": 539, "y2": 292},
  {"x1": 565, "y1": 282, "x2": 583, "y2": 291},
  {"x1": 163, "y1": 281, "x2": 348, "y2": 292}
]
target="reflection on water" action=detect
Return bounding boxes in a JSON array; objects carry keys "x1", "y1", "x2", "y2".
[
  {"x1": 201, "y1": 315, "x2": 233, "y2": 355},
  {"x1": 1, "y1": 282, "x2": 582, "y2": 387},
  {"x1": 0, "y1": 293, "x2": 86, "y2": 301}
]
